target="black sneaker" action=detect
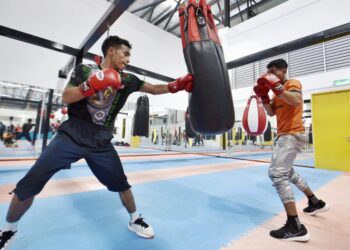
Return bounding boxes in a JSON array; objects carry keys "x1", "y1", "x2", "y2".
[
  {"x1": 128, "y1": 215, "x2": 155, "y2": 239},
  {"x1": 303, "y1": 200, "x2": 330, "y2": 216},
  {"x1": 270, "y1": 223, "x2": 310, "y2": 242},
  {"x1": 0, "y1": 230, "x2": 17, "y2": 250}
]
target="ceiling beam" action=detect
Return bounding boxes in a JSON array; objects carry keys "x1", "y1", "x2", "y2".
[
  {"x1": 148, "y1": 1, "x2": 158, "y2": 22},
  {"x1": 216, "y1": 0, "x2": 224, "y2": 23},
  {"x1": 0, "y1": 25, "x2": 79, "y2": 55},
  {"x1": 235, "y1": 0, "x2": 244, "y2": 22},
  {"x1": 228, "y1": 0, "x2": 284, "y2": 26},
  {"x1": 224, "y1": 0, "x2": 231, "y2": 27},
  {"x1": 167, "y1": 0, "x2": 246, "y2": 32},
  {"x1": 153, "y1": 7, "x2": 175, "y2": 26},
  {"x1": 130, "y1": 0, "x2": 167, "y2": 13},
  {"x1": 164, "y1": 1, "x2": 182, "y2": 30}
]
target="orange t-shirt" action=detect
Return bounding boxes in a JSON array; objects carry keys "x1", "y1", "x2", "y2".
[{"x1": 272, "y1": 79, "x2": 305, "y2": 136}]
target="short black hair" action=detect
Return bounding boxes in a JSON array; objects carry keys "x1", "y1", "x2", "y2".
[
  {"x1": 28, "y1": 119, "x2": 32, "y2": 123},
  {"x1": 101, "y1": 36, "x2": 132, "y2": 57},
  {"x1": 267, "y1": 59, "x2": 288, "y2": 69}
]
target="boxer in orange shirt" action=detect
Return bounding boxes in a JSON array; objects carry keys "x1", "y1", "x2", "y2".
[{"x1": 254, "y1": 59, "x2": 329, "y2": 242}]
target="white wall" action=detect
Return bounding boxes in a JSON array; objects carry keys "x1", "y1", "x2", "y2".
[
  {"x1": 89, "y1": 11, "x2": 187, "y2": 79},
  {"x1": 219, "y1": 0, "x2": 350, "y2": 62},
  {"x1": 0, "y1": 37, "x2": 72, "y2": 90}
]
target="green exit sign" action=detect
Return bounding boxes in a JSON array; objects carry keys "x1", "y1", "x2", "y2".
[{"x1": 333, "y1": 78, "x2": 350, "y2": 86}]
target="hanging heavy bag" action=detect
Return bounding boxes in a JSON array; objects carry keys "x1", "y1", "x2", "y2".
[
  {"x1": 308, "y1": 123, "x2": 313, "y2": 144},
  {"x1": 133, "y1": 95, "x2": 149, "y2": 137},
  {"x1": 263, "y1": 121, "x2": 272, "y2": 141},
  {"x1": 235, "y1": 127, "x2": 242, "y2": 140},
  {"x1": 179, "y1": 0, "x2": 234, "y2": 134},
  {"x1": 185, "y1": 108, "x2": 196, "y2": 138},
  {"x1": 242, "y1": 95, "x2": 267, "y2": 136}
]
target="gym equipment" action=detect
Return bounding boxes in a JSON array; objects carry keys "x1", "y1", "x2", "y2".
[
  {"x1": 133, "y1": 95, "x2": 149, "y2": 137},
  {"x1": 242, "y1": 95, "x2": 267, "y2": 136},
  {"x1": 179, "y1": 0, "x2": 234, "y2": 134}
]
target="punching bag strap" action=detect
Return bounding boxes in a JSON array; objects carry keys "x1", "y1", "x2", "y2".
[
  {"x1": 183, "y1": 6, "x2": 189, "y2": 44},
  {"x1": 196, "y1": 5, "x2": 209, "y2": 40}
]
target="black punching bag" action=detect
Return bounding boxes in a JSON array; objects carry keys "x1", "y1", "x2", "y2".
[
  {"x1": 308, "y1": 124, "x2": 313, "y2": 144},
  {"x1": 185, "y1": 108, "x2": 196, "y2": 138},
  {"x1": 133, "y1": 95, "x2": 149, "y2": 137},
  {"x1": 179, "y1": 0, "x2": 234, "y2": 134},
  {"x1": 263, "y1": 121, "x2": 272, "y2": 141}
]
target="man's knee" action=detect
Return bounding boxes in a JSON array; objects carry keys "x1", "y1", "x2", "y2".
[{"x1": 268, "y1": 166, "x2": 290, "y2": 185}]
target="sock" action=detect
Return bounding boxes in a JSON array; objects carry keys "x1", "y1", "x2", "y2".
[
  {"x1": 308, "y1": 194, "x2": 320, "y2": 206},
  {"x1": 3, "y1": 221, "x2": 18, "y2": 232},
  {"x1": 130, "y1": 212, "x2": 138, "y2": 222},
  {"x1": 287, "y1": 215, "x2": 301, "y2": 230}
]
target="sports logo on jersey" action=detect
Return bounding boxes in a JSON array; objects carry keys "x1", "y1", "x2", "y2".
[{"x1": 94, "y1": 111, "x2": 106, "y2": 121}]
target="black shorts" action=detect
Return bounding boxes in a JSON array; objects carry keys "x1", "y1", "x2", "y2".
[{"x1": 14, "y1": 132, "x2": 131, "y2": 201}]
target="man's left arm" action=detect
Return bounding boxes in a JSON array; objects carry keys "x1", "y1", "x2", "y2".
[
  {"x1": 278, "y1": 79, "x2": 303, "y2": 107},
  {"x1": 278, "y1": 90, "x2": 303, "y2": 107},
  {"x1": 139, "y1": 73, "x2": 193, "y2": 95}
]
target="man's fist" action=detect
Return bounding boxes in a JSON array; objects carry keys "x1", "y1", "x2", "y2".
[
  {"x1": 80, "y1": 68, "x2": 121, "y2": 97},
  {"x1": 253, "y1": 85, "x2": 270, "y2": 104},
  {"x1": 168, "y1": 73, "x2": 193, "y2": 93},
  {"x1": 257, "y1": 73, "x2": 284, "y2": 96}
]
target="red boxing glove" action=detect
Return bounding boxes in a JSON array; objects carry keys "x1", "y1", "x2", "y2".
[
  {"x1": 168, "y1": 73, "x2": 193, "y2": 93},
  {"x1": 253, "y1": 85, "x2": 270, "y2": 104},
  {"x1": 257, "y1": 73, "x2": 284, "y2": 96},
  {"x1": 79, "y1": 68, "x2": 121, "y2": 97}
]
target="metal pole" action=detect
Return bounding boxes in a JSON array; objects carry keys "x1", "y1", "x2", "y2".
[
  {"x1": 35, "y1": 91, "x2": 47, "y2": 150},
  {"x1": 42, "y1": 89, "x2": 54, "y2": 150}
]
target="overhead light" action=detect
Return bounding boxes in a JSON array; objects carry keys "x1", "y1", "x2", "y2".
[{"x1": 52, "y1": 42, "x2": 64, "y2": 50}]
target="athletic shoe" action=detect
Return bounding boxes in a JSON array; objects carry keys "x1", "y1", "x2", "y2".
[
  {"x1": 128, "y1": 215, "x2": 154, "y2": 239},
  {"x1": 270, "y1": 223, "x2": 310, "y2": 242},
  {"x1": 303, "y1": 200, "x2": 330, "y2": 216},
  {"x1": 0, "y1": 230, "x2": 17, "y2": 250}
]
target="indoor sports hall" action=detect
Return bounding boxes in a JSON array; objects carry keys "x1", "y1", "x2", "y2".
[{"x1": 0, "y1": 1, "x2": 349, "y2": 250}]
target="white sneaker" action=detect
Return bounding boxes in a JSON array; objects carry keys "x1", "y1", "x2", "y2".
[
  {"x1": 128, "y1": 215, "x2": 154, "y2": 239},
  {"x1": 0, "y1": 230, "x2": 17, "y2": 250}
]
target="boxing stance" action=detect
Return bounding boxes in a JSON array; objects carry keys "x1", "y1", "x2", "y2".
[
  {"x1": 254, "y1": 59, "x2": 329, "y2": 242},
  {"x1": 0, "y1": 35, "x2": 193, "y2": 249}
]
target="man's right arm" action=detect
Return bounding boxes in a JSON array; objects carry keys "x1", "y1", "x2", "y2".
[
  {"x1": 62, "y1": 64, "x2": 86, "y2": 105},
  {"x1": 62, "y1": 66, "x2": 121, "y2": 105},
  {"x1": 62, "y1": 87, "x2": 85, "y2": 105},
  {"x1": 263, "y1": 103, "x2": 275, "y2": 116}
]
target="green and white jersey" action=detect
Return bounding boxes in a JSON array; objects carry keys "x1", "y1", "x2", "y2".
[{"x1": 59, "y1": 64, "x2": 144, "y2": 149}]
